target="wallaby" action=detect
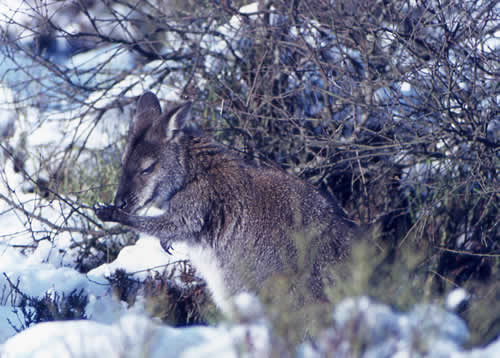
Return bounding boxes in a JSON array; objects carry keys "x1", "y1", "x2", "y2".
[{"x1": 95, "y1": 92, "x2": 353, "y2": 316}]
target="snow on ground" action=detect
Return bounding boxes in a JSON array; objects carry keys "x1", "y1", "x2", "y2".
[
  {"x1": 1, "y1": 310, "x2": 270, "y2": 358},
  {"x1": 1, "y1": 3, "x2": 500, "y2": 356},
  {"x1": 2, "y1": 280, "x2": 500, "y2": 357}
]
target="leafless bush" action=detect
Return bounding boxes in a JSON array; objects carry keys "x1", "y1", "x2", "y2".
[{"x1": 0, "y1": 0, "x2": 498, "y2": 341}]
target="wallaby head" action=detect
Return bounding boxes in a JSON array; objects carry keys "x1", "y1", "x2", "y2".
[{"x1": 114, "y1": 92, "x2": 193, "y2": 214}]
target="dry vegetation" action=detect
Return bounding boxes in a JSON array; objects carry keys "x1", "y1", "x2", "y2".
[{"x1": 0, "y1": 0, "x2": 498, "y2": 347}]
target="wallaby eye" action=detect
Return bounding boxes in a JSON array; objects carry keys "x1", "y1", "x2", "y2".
[{"x1": 141, "y1": 162, "x2": 156, "y2": 175}]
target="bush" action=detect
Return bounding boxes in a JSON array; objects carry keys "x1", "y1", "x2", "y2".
[{"x1": 0, "y1": 0, "x2": 498, "y2": 344}]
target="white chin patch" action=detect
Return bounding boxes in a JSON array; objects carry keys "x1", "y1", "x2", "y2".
[{"x1": 141, "y1": 206, "x2": 167, "y2": 216}]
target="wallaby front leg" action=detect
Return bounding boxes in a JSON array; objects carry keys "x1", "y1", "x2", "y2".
[{"x1": 94, "y1": 204, "x2": 182, "y2": 239}]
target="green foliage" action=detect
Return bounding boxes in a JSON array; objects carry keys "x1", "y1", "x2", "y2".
[
  {"x1": 328, "y1": 229, "x2": 431, "y2": 309},
  {"x1": 465, "y1": 278, "x2": 500, "y2": 346}
]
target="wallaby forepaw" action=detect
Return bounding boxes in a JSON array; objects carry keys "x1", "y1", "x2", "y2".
[
  {"x1": 94, "y1": 203, "x2": 116, "y2": 222},
  {"x1": 160, "y1": 239, "x2": 173, "y2": 255}
]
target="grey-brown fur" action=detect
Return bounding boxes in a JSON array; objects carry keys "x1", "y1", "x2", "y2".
[{"x1": 95, "y1": 92, "x2": 353, "y2": 313}]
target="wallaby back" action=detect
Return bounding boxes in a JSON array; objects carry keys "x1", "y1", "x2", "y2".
[{"x1": 95, "y1": 92, "x2": 353, "y2": 315}]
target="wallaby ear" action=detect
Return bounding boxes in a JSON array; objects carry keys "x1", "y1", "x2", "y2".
[
  {"x1": 132, "y1": 92, "x2": 162, "y2": 135},
  {"x1": 163, "y1": 102, "x2": 193, "y2": 140},
  {"x1": 136, "y1": 91, "x2": 162, "y2": 117}
]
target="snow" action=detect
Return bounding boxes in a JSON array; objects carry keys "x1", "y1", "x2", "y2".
[
  {"x1": 0, "y1": 1, "x2": 38, "y2": 42},
  {"x1": 1, "y1": 261, "x2": 96, "y2": 302},
  {"x1": 201, "y1": 2, "x2": 262, "y2": 74},
  {"x1": 482, "y1": 30, "x2": 500, "y2": 52},
  {"x1": 1, "y1": 312, "x2": 270, "y2": 358},
  {"x1": 0, "y1": 86, "x2": 16, "y2": 140},
  {"x1": 446, "y1": 288, "x2": 470, "y2": 311},
  {"x1": 311, "y1": 297, "x2": 491, "y2": 358},
  {"x1": 1, "y1": 2, "x2": 499, "y2": 357},
  {"x1": 88, "y1": 236, "x2": 183, "y2": 283}
]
